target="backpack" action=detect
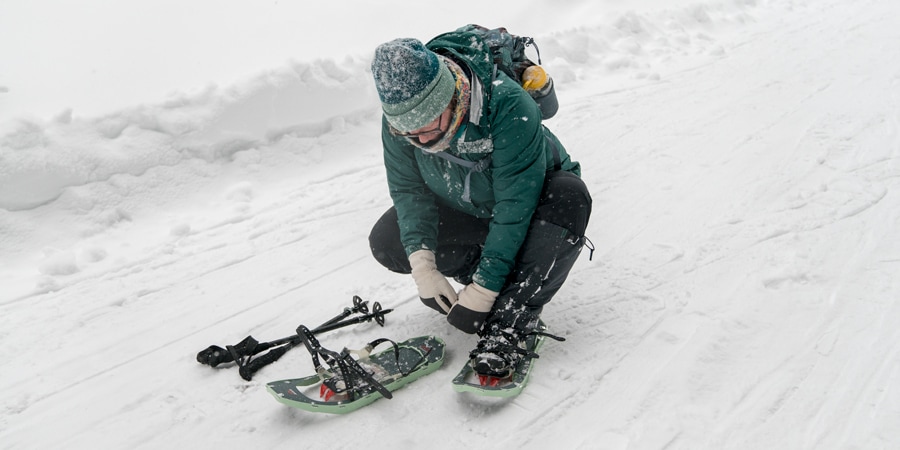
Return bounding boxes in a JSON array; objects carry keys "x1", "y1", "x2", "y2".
[
  {"x1": 430, "y1": 24, "x2": 559, "y2": 120},
  {"x1": 462, "y1": 25, "x2": 541, "y2": 85}
]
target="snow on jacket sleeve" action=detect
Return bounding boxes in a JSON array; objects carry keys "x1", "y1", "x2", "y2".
[
  {"x1": 471, "y1": 79, "x2": 547, "y2": 292},
  {"x1": 380, "y1": 117, "x2": 440, "y2": 256}
]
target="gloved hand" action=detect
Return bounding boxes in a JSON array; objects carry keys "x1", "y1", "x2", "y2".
[
  {"x1": 447, "y1": 283, "x2": 498, "y2": 334},
  {"x1": 521, "y1": 65, "x2": 553, "y2": 96},
  {"x1": 409, "y1": 250, "x2": 457, "y2": 314}
]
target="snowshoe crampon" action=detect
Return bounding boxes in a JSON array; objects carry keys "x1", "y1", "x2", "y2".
[{"x1": 266, "y1": 329, "x2": 445, "y2": 414}]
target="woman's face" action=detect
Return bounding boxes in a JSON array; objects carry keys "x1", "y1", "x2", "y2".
[{"x1": 402, "y1": 103, "x2": 453, "y2": 145}]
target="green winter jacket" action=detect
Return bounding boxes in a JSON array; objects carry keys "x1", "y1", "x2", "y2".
[{"x1": 381, "y1": 29, "x2": 581, "y2": 292}]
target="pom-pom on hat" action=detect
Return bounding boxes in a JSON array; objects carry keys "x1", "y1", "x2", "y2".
[{"x1": 372, "y1": 38, "x2": 455, "y2": 133}]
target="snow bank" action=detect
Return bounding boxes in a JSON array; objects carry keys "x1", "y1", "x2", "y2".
[
  {"x1": 0, "y1": 0, "x2": 762, "y2": 211},
  {"x1": 0, "y1": 56, "x2": 374, "y2": 211}
]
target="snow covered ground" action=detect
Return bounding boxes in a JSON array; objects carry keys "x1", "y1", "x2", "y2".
[{"x1": 2, "y1": 0, "x2": 900, "y2": 448}]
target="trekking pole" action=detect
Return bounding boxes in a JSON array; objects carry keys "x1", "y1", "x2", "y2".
[
  {"x1": 195, "y1": 297, "x2": 391, "y2": 381},
  {"x1": 233, "y1": 304, "x2": 393, "y2": 381},
  {"x1": 196, "y1": 296, "x2": 373, "y2": 367},
  {"x1": 320, "y1": 295, "x2": 369, "y2": 327},
  {"x1": 197, "y1": 295, "x2": 376, "y2": 367},
  {"x1": 307, "y1": 302, "x2": 391, "y2": 334}
]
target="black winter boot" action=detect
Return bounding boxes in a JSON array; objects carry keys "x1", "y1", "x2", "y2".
[
  {"x1": 470, "y1": 322, "x2": 537, "y2": 378},
  {"x1": 469, "y1": 318, "x2": 565, "y2": 378}
]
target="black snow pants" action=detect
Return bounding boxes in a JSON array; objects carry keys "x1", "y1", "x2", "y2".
[{"x1": 369, "y1": 170, "x2": 592, "y2": 331}]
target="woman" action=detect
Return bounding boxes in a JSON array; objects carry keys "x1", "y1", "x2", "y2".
[{"x1": 368, "y1": 29, "x2": 592, "y2": 379}]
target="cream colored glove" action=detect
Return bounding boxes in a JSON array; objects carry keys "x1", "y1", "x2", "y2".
[
  {"x1": 447, "y1": 283, "x2": 499, "y2": 334},
  {"x1": 409, "y1": 250, "x2": 457, "y2": 314}
]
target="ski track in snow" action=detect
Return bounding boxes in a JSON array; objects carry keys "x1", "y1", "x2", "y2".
[{"x1": 3, "y1": 0, "x2": 900, "y2": 449}]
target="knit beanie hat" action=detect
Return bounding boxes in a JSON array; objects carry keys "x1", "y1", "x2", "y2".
[{"x1": 371, "y1": 38, "x2": 455, "y2": 133}]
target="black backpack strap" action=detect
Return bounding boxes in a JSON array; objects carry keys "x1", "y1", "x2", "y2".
[{"x1": 545, "y1": 135, "x2": 562, "y2": 171}]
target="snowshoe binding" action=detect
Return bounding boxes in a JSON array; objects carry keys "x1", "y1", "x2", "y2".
[{"x1": 452, "y1": 319, "x2": 564, "y2": 397}]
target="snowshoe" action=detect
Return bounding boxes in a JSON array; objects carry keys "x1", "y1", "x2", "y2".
[{"x1": 266, "y1": 327, "x2": 444, "y2": 414}]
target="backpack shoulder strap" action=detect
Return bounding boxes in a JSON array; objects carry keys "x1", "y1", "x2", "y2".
[{"x1": 424, "y1": 150, "x2": 492, "y2": 204}]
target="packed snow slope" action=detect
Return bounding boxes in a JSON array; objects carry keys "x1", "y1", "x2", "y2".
[{"x1": 3, "y1": 0, "x2": 900, "y2": 449}]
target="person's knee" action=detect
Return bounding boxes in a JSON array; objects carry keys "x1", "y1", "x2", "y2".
[
  {"x1": 369, "y1": 208, "x2": 410, "y2": 273},
  {"x1": 546, "y1": 171, "x2": 592, "y2": 206},
  {"x1": 539, "y1": 171, "x2": 592, "y2": 235},
  {"x1": 368, "y1": 231, "x2": 395, "y2": 270}
]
